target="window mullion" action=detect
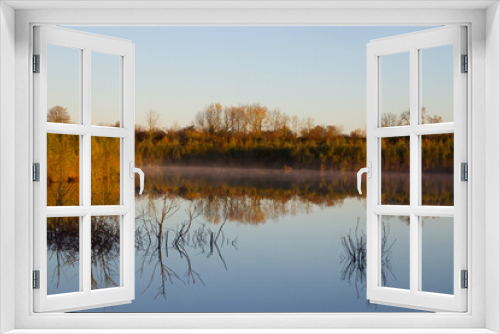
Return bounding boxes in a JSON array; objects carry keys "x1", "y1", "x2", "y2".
[
  {"x1": 82, "y1": 214, "x2": 91, "y2": 294},
  {"x1": 82, "y1": 47, "x2": 92, "y2": 294},
  {"x1": 409, "y1": 47, "x2": 420, "y2": 294}
]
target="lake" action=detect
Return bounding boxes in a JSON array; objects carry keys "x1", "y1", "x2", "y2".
[{"x1": 46, "y1": 166, "x2": 453, "y2": 312}]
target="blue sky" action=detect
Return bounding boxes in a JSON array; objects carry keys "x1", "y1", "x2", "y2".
[{"x1": 49, "y1": 26, "x2": 452, "y2": 132}]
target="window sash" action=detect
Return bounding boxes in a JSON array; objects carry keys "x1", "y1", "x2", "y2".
[
  {"x1": 366, "y1": 26, "x2": 468, "y2": 312},
  {"x1": 33, "y1": 25, "x2": 136, "y2": 313}
]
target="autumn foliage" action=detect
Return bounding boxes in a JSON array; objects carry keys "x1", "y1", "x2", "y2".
[
  {"x1": 136, "y1": 103, "x2": 453, "y2": 173},
  {"x1": 136, "y1": 103, "x2": 368, "y2": 171}
]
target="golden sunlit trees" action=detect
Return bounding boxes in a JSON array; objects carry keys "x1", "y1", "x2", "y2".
[
  {"x1": 245, "y1": 104, "x2": 268, "y2": 134},
  {"x1": 138, "y1": 103, "x2": 365, "y2": 171},
  {"x1": 195, "y1": 103, "x2": 223, "y2": 133},
  {"x1": 91, "y1": 137, "x2": 121, "y2": 205},
  {"x1": 47, "y1": 134, "x2": 80, "y2": 206},
  {"x1": 350, "y1": 128, "x2": 366, "y2": 138},
  {"x1": 134, "y1": 103, "x2": 451, "y2": 173}
]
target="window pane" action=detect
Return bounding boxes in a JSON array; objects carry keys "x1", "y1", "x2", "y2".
[
  {"x1": 381, "y1": 137, "x2": 410, "y2": 205},
  {"x1": 421, "y1": 134, "x2": 454, "y2": 206},
  {"x1": 47, "y1": 217, "x2": 80, "y2": 295},
  {"x1": 421, "y1": 45, "x2": 454, "y2": 124},
  {"x1": 47, "y1": 134, "x2": 80, "y2": 206},
  {"x1": 91, "y1": 137, "x2": 120, "y2": 206},
  {"x1": 380, "y1": 215, "x2": 410, "y2": 290},
  {"x1": 91, "y1": 216, "x2": 120, "y2": 290},
  {"x1": 380, "y1": 52, "x2": 410, "y2": 127},
  {"x1": 421, "y1": 216, "x2": 453, "y2": 295},
  {"x1": 47, "y1": 45, "x2": 80, "y2": 124},
  {"x1": 91, "y1": 52, "x2": 121, "y2": 127}
]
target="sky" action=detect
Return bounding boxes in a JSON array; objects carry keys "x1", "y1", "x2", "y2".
[{"x1": 48, "y1": 26, "x2": 453, "y2": 133}]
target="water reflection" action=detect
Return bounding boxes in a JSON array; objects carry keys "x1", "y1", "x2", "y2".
[
  {"x1": 135, "y1": 195, "x2": 240, "y2": 300},
  {"x1": 339, "y1": 219, "x2": 398, "y2": 304},
  {"x1": 91, "y1": 216, "x2": 120, "y2": 290},
  {"x1": 340, "y1": 219, "x2": 367, "y2": 300},
  {"x1": 47, "y1": 217, "x2": 79, "y2": 294},
  {"x1": 45, "y1": 167, "x2": 451, "y2": 312},
  {"x1": 144, "y1": 166, "x2": 363, "y2": 225}
]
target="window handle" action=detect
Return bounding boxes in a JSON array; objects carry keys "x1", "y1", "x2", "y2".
[
  {"x1": 129, "y1": 162, "x2": 145, "y2": 195},
  {"x1": 357, "y1": 162, "x2": 371, "y2": 195}
]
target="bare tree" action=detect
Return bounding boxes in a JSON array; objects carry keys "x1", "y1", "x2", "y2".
[
  {"x1": 381, "y1": 112, "x2": 399, "y2": 127},
  {"x1": 291, "y1": 115, "x2": 300, "y2": 135},
  {"x1": 268, "y1": 109, "x2": 290, "y2": 134},
  {"x1": 399, "y1": 109, "x2": 410, "y2": 126},
  {"x1": 145, "y1": 110, "x2": 161, "y2": 134},
  {"x1": 233, "y1": 105, "x2": 247, "y2": 134},
  {"x1": 194, "y1": 111, "x2": 207, "y2": 131},
  {"x1": 223, "y1": 106, "x2": 239, "y2": 133},
  {"x1": 205, "y1": 103, "x2": 223, "y2": 133},
  {"x1": 421, "y1": 106, "x2": 443, "y2": 124},
  {"x1": 300, "y1": 116, "x2": 315, "y2": 136},
  {"x1": 47, "y1": 106, "x2": 71, "y2": 123}
]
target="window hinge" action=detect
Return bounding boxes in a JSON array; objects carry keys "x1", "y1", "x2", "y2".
[
  {"x1": 33, "y1": 270, "x2": 40, "y2": 289},
  {"x1": 33, "y1": 54, "x2": 40, "y2": 73},
  {"x1": 461, "y1": 54, "x2": 468, "y2": 73},
  {"x1": 33, "y1": 163, "x2": 40, "y2": 182},
  {"x1": 461, "y1": 162, "x2": 468, "y2": 181},
  {"x1": 461, "y1": 270, "x2": 468, "y2": 289}
]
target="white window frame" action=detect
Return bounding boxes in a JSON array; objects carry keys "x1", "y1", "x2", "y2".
[
  {"x1": 365, "y1": 26, "x2": 468, "y2": 312},
  {"x1": 1, "y1": 2, "x2": 499, "y2": 333},
  {"x1": 33, "y1": 25, "x2": 136, "y2": 312}
]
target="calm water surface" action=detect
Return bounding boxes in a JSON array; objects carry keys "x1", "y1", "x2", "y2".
[{"x1": 47, "y1": 166, "x2": 453, "y2": 312}]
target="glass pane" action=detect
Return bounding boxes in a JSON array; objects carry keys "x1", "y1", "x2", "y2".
[
  {"x1": 380, "y1": 52, "x2": 410, "y2": 127},
  {"x1": 421, "y1": 216, "x2": 453, "y2": 294},
  {"x1": 91, "y1": 52, "x2": 121, "y2": 127},
  {"x1": 421, "y1": 45, "x2": 454, "y2": 124},
  {"x1": 47, "y1": 134, "x2": 80, "y2": 206},
  {"x1": 91, "y1": 137, "x2": 121, "y2": 206},
  {"x1": 380, "y1": 215, "x2": 410, "y2": 290},
  {"x1": 47, "y1": 217, "x2": 80, "y2": 295},
  {"x1": 47, "y1": 45, "x2": 80, "y2": 124},
  {"x1": 381, "y1": 137, "x2": 410, "y2": 205},
  {"x1": 421, "y1": 134, "x2": 454, "y2": 206},
  {"x1": 91, "y1": 216, "x2": 120, "y2": 290}
]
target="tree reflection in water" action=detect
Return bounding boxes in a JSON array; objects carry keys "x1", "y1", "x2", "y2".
[
  {"x1": 47, "y1": 217, "x2": 79, "y2": 293},
  {"x1": 135, "y1": 194, "x2": 239, "y2": 299},
  {"x1": 91, "y1": 216, "x2": 120, "y2": 290},
  {"x1": 340, "y1": 218, "x2": 397, "y2": 308},
  {"x1": 47, "y1": 166, "x2": 452, "y2": 309}
]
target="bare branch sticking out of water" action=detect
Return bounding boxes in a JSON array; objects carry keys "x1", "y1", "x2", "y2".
[{"x1": 340, "y1": 218, "x2": 397, "y2": 308}]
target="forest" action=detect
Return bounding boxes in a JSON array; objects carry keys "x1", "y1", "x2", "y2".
[
  {"x1": 47, "y1": 103, "x2": 453, "y2": 172},
  {"x1": 135, "y1": 103, "x2": 453, "y2": 172}
]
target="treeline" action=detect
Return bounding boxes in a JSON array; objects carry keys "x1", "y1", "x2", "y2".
[
  {"x1": 47, "y1": 104, "x2": 454, "y2": 172},
  {"x1": 136, "y1": 103, "x2": 453, "y2": 172},
  {"x1": 136, "y1": 103, "x2": 367, "y2": 170},
  {"x1": 381, "y1": 134, "x2": 454, "y2": 173}
]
